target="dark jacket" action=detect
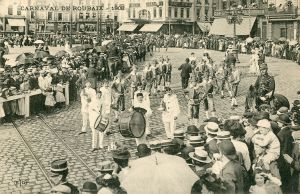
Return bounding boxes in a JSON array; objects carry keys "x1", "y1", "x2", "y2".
[
  {"x1": 220, "y1": 160, "x2": 244, "y2": 194},
  {"x1": 178, "y1": 62, "x2": 192, "y2": 78}
]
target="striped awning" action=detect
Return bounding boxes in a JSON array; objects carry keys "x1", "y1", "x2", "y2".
[
  {"x1": 209, "y1": 17, "x2": 256, "y2": 37},
  {"x1": 197, "y1": 22, "x2": 211, "y2": 32},
  {"x1": 117, "y1": 24, "x2": 138, "y2": 32},
  {"x1": 7, "y1": 18, "x2": 26, "y2": 26},
  {"x1": 139, "y1": 23, "x2": 163, "y2": 32}
]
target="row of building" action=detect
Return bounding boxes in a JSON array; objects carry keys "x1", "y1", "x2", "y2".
[{"x1": 1, "y1": 0, "x2": 300, "y2": 41}]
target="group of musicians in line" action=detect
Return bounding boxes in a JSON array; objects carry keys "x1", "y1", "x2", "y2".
[{"x1": 78, "y1": 55, "x2": 181, "y2": 151}]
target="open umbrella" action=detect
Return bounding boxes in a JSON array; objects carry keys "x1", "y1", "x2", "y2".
[
  {"x1": 82, "y1": 44, "x2": 93, "y2": 50},
  {"x1": 71, "y1": 46, "x2": 84, "y2": 52},
  {"x1": 101, "y1": 40, "x2": 113, "y2": 46},
  {"x1": 253, "y1": 37, "x2": 261, "y2": 42},
  {"x1": 279, "y1": 37, "x2": 287, "y2": 42},
  {"x1": 246, "y1": 37, "x2": 253, "y2": 43},
  {"x1": 34, "y1": 40, "x2": 44, "y2": 44},
  {"x1": 33, "y1": 51, "x2": 49, "y2": 59},
  {"x1": 289, "y1": 40, "x2": 298, "y2": 46},
  {"x1": 121, "y1": 153, "x2": 198, "y2": 194},
  {"x1": 15, "y1": 53, "x2": 34, "y2": 65},
  {"x1": 55, "y1": 50, "x2": 68, "y2": 58}
]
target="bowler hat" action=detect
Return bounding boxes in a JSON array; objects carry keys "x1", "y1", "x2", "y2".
[
  {"x1": 163, "y1": 143, "x2": 181, "y2": 155},
  {"x1": 81, "y1": 181, "x2": 98, "y2": 193},
  {"x1": 111, "y1": 147, "x2": 131, "y2": 160},
  {"x1": 255, "y1": 111, "x2": 270, "y2": 121},
  {"x1": 135, "y1": 144, "x2": 151, "y2": 157},
  {"x1": 186, "y1": 125, "x2": 199, "y2": 135},
  {"x1": 276, "y1": 114, "x2": 291, "y2": 125},
  {"x1": 50, "y1": 159, "x2": 68, "y2": 172},
  {"x1": 277, "y1": 107, "x2": 289, "y2": 115},
  {"x1": 293, "y1": 100, "x2": 300, "y2": 107}
]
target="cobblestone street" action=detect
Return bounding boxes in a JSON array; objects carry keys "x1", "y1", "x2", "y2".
[{"x1": 1, "y1": 46, "x2": 300, "y2": 193}]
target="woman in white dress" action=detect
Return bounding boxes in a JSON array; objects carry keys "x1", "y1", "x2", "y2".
[{"x1": 249, "y1": 49, "x2": 260, "y2": 76}]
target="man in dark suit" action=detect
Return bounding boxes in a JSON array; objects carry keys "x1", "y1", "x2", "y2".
[
  {"x1": 219, "y1": 140, "x2": 245, "y2": 194},
  {"x1": 178, "y1": 58, "x2": 192, "y2": 89}
]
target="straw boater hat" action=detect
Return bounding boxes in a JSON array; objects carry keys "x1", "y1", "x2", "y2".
[
  {"x1": 174, "y1": 129, "x2": 185, "y2": 139},
  {"x1": 204, "y1": 122, "x2": 220, "y2": 135},
  {"x1": 188, "y1": 135, "x2": 205, "y2": 147},
  {"x1": 189, "y1": 147, "x2": 212, "y2": 164},
  {"x1": 215, "y1": 131, "x2": 231, "y2": 140},
  {"x1": 96, "y1": 161, "x2": 114, "y2": 174}
]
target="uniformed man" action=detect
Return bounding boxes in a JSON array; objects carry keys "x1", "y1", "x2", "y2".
[
  {"x1": 254, "y1": 63, "x2": 275, "y2": 110},
  {"x1": 50, "y1": 159, "x2": 79, "y2": 194},
  {"x1": 186, "y1": 79, "x2": 201, "y2": 125},
  {"x1": 160, "y1": 87, "x2": 180, "y2": 139}
]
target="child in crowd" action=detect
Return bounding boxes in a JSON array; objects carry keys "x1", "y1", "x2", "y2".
[
  {"x1": 44, "y1": 88, "x2": 56, "y2": 113},
  {"x1": 252, "y1": 119, "x2": 280, "y2": 171},
  {"x1": 249, "y1": 168, "x2": 282, "y2": 194},
  {"x1": 55, "y1": 82, "x2": 66, "y2": 109}
]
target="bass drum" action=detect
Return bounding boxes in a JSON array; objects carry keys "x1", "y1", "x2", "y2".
[{"x1": 119, "y1": 111, "x2": 146, "y2": 138}]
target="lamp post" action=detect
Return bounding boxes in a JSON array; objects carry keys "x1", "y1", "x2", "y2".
[{"x1": 225, "y1": 6, "x2": 243, "y2": 63}]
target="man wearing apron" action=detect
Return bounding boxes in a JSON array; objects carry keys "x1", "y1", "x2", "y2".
[{"x1": 132, "y1": 93, "x2": 152, "y2": 145}]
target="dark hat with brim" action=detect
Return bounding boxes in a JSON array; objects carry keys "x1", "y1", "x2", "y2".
[
  {"x1": 275, "y1": 114, "x2": 291, "y2": 125},
  {"x1": 111, "y1": 147, "x2": 131, "y2": 160},
  {"x1": 81, "y1": 181, "x2": 98, "y2": 193},
  {"x1": 149, "y1": 140, "x2": 161, "y2": 150},
  {"x1": 50, "y1": 159, "x2": 68, "y2": 173},
  {"x1": 135, "y1": 144, "x2": 151, "y2": 157},
  {"x1": 186, "y1": 125, "x2": 199, "y2": 135}
]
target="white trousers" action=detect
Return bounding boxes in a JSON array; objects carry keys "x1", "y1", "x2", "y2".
[
  {"x1": 163, "y1": 119, "x2": 176, "y2": 139},
  {"x1": 81, "y1": 111, "x2": 89, "y2": 132},
  {"x1": 89, "y1": 111, "x2": 104, "y2": 149}
]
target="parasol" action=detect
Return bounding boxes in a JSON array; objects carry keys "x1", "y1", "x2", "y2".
[
  {"x1": 101, "y1": 40, "x2": 113, "y2": 46},
  {"x1": 71, "y1": 46, "x2": 84, "y2": 52},
  {"x1": 246, "y1": 37, "x2": 253, "y2": 43},
  {"x1": 289, "y1": 40, "x2": 298, "y2": 46},
  {"x1": 33, "y1": 51, "x2": 49, "y2": 59},
  {"x1": 15, "y1": 53, "x2": 34, "y2": 65},
  {"x1": 34, "y1": 40, "x2": 44, "y2": 44},
  {"x1": 279, "y1": 37, "x2": 287, "y2": 42},
  {"x1": 121, "y1": 153, "x2": 198, "y2": 194},
  {"x1": 55, "y1": 50, "x2": 68, "y2": 58}
]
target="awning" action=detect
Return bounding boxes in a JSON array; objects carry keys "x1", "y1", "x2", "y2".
[
  {"x1": 139, "y1": 23, "x2": 163, "y2": 32},
  {"x1": 117, "y1": 24, "x2": 138, "y2": 32},
  {"x1": 7, "y1": 19, "x2": 26, "y2": 26},
  {"x1": 197, "y1": 22, "x2": 211, "y2": 32},
  {"x1": 209, "y1": 17, "x2": 256, "y2": 37}
]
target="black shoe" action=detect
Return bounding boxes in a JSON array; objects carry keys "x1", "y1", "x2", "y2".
[
  {"x1": 113, "y1": 118, "x2": 119, "y2": 123},
  {"x1": 106, "y1": 131, "x2": 113, "y2": 136},
  {"x1": 220, "y1": 96, "x2": 225, "y2": 99},
  {"x1": 91, "y1": 148, "x2": 98, "y2": 152},
  {"x1": 78, "y1": 131, "x2": 87, "y2": 135},
  {"x1": 147, "y1": 134, "x2": 154, "y2": 138},
  {"x1": 233, "y1": 104, "x2": 238, "y2": 107}
]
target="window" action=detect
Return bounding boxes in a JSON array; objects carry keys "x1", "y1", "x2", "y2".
[
  {"x1": 17, "y1": 10, "x2": 21, "y2": 15},
  {"x1": 86, "y1": 13, "x2": 90, "y2": 19},
  {"x1": 133, "y1": 8, "x2": 136, "y2": 18},
  {"x1": 181, "y1": 8, "x2": 184, "y2": 18},
  {"x1": 196, "y1": 8, "x2": 200, "y2": 18},
  {"x1": 31, "y1": 11, "x2": 35, "y2": 19},
  {"x1": 8, "y1": 5, "x2": 13, "y2": 15},
  {"x1": 168, "y1": 7, "x2": 171, "y2": 18},
  {"x1": 48, "y1": 12, "x2": 53, "y2": 20},
  {"x1": 186, "y1": 8, "x2": 190, "y2": 18},
  {"x1": 92, "y1": 12, "x2": 96, "y2": 18},
  {"x1": 174, "y1": 8, "x2": 178, "y2": 17},
  {"x1": 159, "y1": 7, "x2": 162, "y2": 17},
  {"x1": 58, "y1": 13, "x2": 63, "y2": 21},
  {"x1": 79, "y1": 12, "x2": 83, "y2": 19},
  {"x1": 280, "y1": 28, "x2": 287, "y2": 38},
  {"x1": 128, "y1": 8, "x2": 131, "y2": 18},
  {"x1": 114, "y1": 16, "x2": 118, "y2": 21},
  {"x1": 153, "y1": 7, "x2": 157, "y2": 18}
]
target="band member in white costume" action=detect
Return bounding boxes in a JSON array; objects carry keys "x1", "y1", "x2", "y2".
[
  {"x1": 89, "y1": 92, "x2": 104, "y2": 152},
  {"x1": 79, "y1": 81, "x2": 96, "y2": 135},
  {"x1": 132, "y1": 93, "x2": 152, "y2": 145},
  {"x1": 99, "y1": 80, "x2": 112, "y2": 134},
  {"x1": 160, "y1": 87, "x2": 180, "y2": 139}
]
